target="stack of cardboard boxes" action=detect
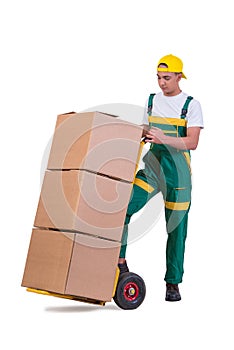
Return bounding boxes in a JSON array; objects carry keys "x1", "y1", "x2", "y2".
[{"x1": 22, "y1": 111, "x2": 143, "y2": 302}]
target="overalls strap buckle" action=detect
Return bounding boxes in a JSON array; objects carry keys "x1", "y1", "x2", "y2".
[
  {"x1": 181, "y1": 108, "x2": 188, "y2": 117},
  {"x1": 180, "y1": 96, "x2": 193, "y2": 119}
]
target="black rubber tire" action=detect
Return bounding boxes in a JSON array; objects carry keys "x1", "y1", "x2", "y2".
[{"x1": 113, "y1": 272, "x2": 146, "y2": 310}]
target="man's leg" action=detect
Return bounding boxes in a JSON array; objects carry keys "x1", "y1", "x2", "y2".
[
  {"x1": 164, "y1": 186, "x2": 191, "y2": 301},
  {"x1": 119, "y1": 214, "x2": 131, "y2": 261},
  {"x1": 164, "y1": 208, "x2": 189, "y2": 284},
  {"x1": 119, "y1": 170, "x2": 159, "y2": 268}
]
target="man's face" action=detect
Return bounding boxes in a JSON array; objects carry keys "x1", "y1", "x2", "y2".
[{"x1": 157, "y1": 71, "x2": 182, "y2": 96}]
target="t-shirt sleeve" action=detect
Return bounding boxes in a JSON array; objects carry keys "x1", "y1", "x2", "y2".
[
  {"x1": 187, "y1": 99, "x2": 204, "y2": 128},
  {"x1": 142, "y1": 98, "x2": 149, "y2": 125}
]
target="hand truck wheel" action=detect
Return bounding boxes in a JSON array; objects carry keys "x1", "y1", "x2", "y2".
[{"x1": 113, "y1": 272, "x2": 146, "y2": 310}]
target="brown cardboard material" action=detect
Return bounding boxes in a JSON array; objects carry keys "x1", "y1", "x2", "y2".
[
  {"x1": 22, "y1": 229, "x2": 74, "y2": 294},
  {"x1": 65, "y1": 233, "x2": 120, "y2": 301},
  {"x1": 47, "y1": 111, "x2": 143, "y2": 182},
  {"x1": 34, "y1": 169, "x2": 132, "y2": 241},
  {"x1": 22, "y1": 229, "x2": 120, "y2": 301}
]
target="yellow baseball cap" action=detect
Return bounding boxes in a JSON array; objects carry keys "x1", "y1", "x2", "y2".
[{"x1": 157, "y1": 54, "x2": 187, "y2": 79}]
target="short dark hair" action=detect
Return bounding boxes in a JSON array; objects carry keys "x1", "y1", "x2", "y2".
[{"x1": 158, "y1": 63, "x2": 168, "y2": 68}]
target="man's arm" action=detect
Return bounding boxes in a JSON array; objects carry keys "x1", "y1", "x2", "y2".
[{"x1": 145, "y1": 126, "x2": 201, "y2": 150}]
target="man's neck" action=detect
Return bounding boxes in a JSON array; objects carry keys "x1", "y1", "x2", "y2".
[{"x1": 163, "y1": 89, "x2": 182, "y2": 97}]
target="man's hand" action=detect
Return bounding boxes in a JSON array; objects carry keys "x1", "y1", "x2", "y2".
[
  {"x1": 141, "y1": 124, "x2": 150, "y2": 138},
  {"x1": 145, "y1": 127, "x2": 165, "y2": 144}
]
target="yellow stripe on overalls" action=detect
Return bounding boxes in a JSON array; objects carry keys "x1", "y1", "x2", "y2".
[
  {"x1": 148, "y1": 116, "x2": 187, "y2": 127},
  {"x1": 183, "y1": 151, "x2": 191, "y2": 166},
  {"x1": 134, "y1": 178, "x2": 155, "y2": 193},
  {"x1": 165, "y1": 201, "x2": 190, "y2": 211}
]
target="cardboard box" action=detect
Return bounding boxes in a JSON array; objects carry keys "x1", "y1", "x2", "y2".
[
  {"x1": 34, "y1": 169, "x2": 132, "y2": 241},
  {"x1": 47, "y1": 111, "x2": 143, "y2": 182},
  {"x1": 22, "y1": 229, "x2": 120, "y2": 301}
]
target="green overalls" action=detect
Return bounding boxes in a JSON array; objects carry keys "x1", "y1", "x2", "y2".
[{"x1": 120, "y1": 94, "x2": 193, "y2": 284}]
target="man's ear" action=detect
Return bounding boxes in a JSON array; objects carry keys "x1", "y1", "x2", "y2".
[{"x1": 176, "y1": 73, "x2": 182, "y2": 82}]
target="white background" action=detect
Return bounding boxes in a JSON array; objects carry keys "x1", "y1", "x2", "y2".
[{"x1": 1, "y1": 0, "x2": 233, "y2": 349}]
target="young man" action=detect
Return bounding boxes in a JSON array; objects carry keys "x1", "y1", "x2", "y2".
[{"x1": 118, "y1": 54, "x2": 204, "y2": 301}]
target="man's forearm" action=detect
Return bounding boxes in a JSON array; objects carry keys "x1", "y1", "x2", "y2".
[
  {"x1": 160, "y1": 134, "x2": 198, "y2": 150},
  {"x1": 146, "y1": 126, "x2": 201, "y2": 151}
]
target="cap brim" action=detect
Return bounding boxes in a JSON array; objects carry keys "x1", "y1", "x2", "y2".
[{"x1": 182, "y1": 72, "x2": 187, "y2": 79}]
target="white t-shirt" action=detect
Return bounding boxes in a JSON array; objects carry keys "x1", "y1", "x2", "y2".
[{"x1": 142, "y1": 91, "x2": 204, "y2": 128}]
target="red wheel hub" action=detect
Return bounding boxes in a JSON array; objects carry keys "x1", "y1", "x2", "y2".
[{"x1": 124, "y1": 282, "x2": 139, "y2": 301}]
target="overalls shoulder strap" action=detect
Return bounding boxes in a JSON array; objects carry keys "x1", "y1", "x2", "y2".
[
  {"x1": 147, "y1": 93, "x2": 156, "y2": 116},
  {"x1": 181, "y1": 96, "x2": 193, "y2": 119}
]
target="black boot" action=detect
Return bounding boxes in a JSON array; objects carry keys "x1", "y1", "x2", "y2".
[
  {"x1": 118, "y1": 261, "x2": 129, "y2": 274},
  {"x1": 165, "y1": 283, "x2": 181, "y2": 302}
]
